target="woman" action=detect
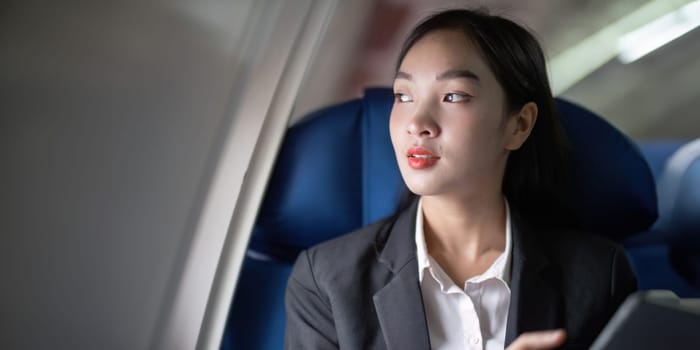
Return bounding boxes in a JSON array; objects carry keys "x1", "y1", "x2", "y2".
[{"x1": 285, "y1": 9, "x2": 636, "y2": 350}]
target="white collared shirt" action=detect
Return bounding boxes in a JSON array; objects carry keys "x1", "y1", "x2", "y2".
[{"x1": 415, "y1": 198, "x2": 513, "y2": 350}]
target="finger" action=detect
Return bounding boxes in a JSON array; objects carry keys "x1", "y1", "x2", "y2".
[{"x1": 506, "y1": 329, "x2": 567, "y2": 350}]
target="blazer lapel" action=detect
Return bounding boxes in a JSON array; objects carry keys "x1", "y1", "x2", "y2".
[
  {"x1": 372, "y1": 200, "x2": 431, "y2": 350},
  {"x1": 505, "y1": 210, "x2": 564, "y2": 346}
]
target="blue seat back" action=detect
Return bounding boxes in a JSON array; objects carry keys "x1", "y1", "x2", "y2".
[{"x1": 248, "y1": 88, "x2": 402, "y2": 263}]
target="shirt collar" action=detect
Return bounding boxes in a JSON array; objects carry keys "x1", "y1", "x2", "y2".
[
  {"x1": 415, "y1": 198, "x2": 430, "y2": 282},
  {"x1": 414, "y1": 197, "x2": 513, "y2": 286}
]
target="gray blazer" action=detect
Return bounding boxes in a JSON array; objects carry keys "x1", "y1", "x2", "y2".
[{"x1": 285, "y1": 201, "x2": 637, "y2": 349}]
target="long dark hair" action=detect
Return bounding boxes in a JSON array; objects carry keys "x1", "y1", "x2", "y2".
[{"x1": 394, "y1": 8, "x2": 576, "y2": 228}]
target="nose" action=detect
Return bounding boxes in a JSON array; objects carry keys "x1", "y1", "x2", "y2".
[{"x1": 407, "y1": 109, "x2": 440, "y2": 138}]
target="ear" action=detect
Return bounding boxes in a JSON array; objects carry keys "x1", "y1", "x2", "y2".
[{"x1": 505, "y1": 102, "x2": 537, "y2": 150}]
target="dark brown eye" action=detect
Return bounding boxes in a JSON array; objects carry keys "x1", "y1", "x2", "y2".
[
  {"x1": 443, "y1": 93, "x2": 469, "y2": 103},
  {"x1": 394, "y1": 93, "x2": 413, "y2": 103}
]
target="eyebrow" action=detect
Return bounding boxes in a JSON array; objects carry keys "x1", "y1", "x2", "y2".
[
  {"x1": 436, "y1": 69, "x2": 480, "y2": 83},
  {"x1": 394, "y1": 69, "x2": 481, "y2": 84},
  {"x1": 395, "y1": 71, "x2": 412, "y2": 80}
]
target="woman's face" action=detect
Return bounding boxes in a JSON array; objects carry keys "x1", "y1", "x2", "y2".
[{"x1": 390, "y1": 29, "x2": 524, "y2": 199}]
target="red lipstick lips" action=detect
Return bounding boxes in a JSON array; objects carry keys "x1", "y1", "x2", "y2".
[{"x1": 407, "y1": 147, "x2": 439, "y2": 169}]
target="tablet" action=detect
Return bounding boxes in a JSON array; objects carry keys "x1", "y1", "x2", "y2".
[{"x1": 591, "y1": 290, "x2": 700, "y2": 349}]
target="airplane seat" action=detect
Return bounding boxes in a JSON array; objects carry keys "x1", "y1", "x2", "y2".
[
  {"x1": 220, "y1": 88, "x2": 403, "y2": 350},
  {"x1": 626, "y1": 140, "x2": 700, "y2": 297},
  {"x1": 221, "y1": 88, "x2": 659, "y2": 349},
  {"x1": 657, "y1": 140, "x2": 700, "y2": 290}
]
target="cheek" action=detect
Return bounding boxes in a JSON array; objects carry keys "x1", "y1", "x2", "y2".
[{"x1": 441, "y1": 114, "x2": 503, "y2": 157}]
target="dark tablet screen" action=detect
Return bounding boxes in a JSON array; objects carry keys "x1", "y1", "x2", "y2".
[{"x1": 591, "y1": 291, "x2": 700, "y2": 349}]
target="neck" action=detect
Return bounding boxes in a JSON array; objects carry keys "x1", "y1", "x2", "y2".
[{"x1": 421, "y1": 191, "x2": 506, "y2": 259}]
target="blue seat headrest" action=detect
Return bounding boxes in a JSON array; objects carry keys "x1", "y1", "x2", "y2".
[
  {"x1": 557, "y1": 99, "x2": 657, "y2": 239},
  {"x1": 655, "y1": 139, "x2": 700, "y2": 247},
  {"x1": 624, "y1": 140, "x2": 687, "y2": 246},
  {"x1": 251, "y1": 88, "x2": 658, "y2": 262}
]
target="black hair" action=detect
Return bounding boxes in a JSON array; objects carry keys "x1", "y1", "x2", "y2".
[{"x1": 394, "y1": 8, "x2": 577, "y2": 228}]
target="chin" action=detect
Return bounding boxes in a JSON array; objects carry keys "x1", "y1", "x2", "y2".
[{"x1": 403, "y1": 181, "x2": 442, "y2": 197}]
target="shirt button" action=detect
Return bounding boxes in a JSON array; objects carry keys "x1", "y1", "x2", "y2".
[{"x1": 470, "y1": 337, "x2": 481, "y2": 345}]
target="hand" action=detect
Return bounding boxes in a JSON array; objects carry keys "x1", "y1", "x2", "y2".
[{"x1": 505, "y1": 329, "x2": 566, "y2": 350}]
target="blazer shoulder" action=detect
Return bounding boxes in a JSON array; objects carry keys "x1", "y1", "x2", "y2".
[
  {"x1": 539, "y1": 227, "x2": 625, "y2": 261},
  {"x1": 309, "y1": 217, "x2": 389, "y2": 257},
  {"x1": 294, "y1": 216, "x2": 394, "y2": 285},
  {"x1": 536, "y1": 227, "x2": 637, "y2": 296}
]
